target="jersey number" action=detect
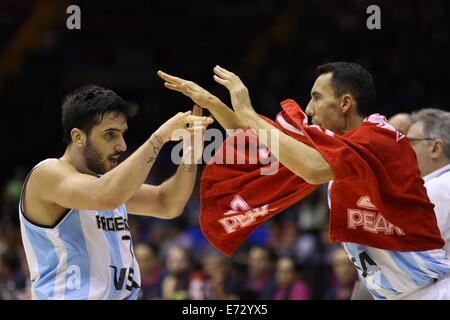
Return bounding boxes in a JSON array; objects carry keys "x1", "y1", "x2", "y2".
[
  {"x1": 109, "y1": 235, "x2": 140, "y2": 291},
  {"x1": 351, "y1": 252, "x2": 379, "y2": 278}
]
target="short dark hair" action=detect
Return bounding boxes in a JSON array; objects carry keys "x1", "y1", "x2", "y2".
[
  {"x1": 61, "y1": 85, "x2": 138, "y2": 144},
  {"x1": 316, "y1": 62, "x2": 376, "y2": 116}
]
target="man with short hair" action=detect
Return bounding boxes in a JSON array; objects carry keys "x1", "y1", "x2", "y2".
[
  {"x1": 19, "y1": 85, "x2": 213, "y2": 299},
  {"x1": 407, "y1": 108, "x2": 450, "y2": 256},
  {"x1": 158, "y1": 62, "x2": 450, "y2": 299},
  {"x1": 350, "y1": 108, "x2": 450, "y2": 300}
]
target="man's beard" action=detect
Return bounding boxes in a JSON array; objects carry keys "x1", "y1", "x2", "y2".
[{"x1": 83, "y1": 138, "x2": 108, "y2": 174}]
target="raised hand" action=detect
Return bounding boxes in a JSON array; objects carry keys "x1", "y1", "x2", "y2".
[
  {"x1": 158, "y1": 69, "x2": 246, "y2": 130},
  {"x1": 183, "y1": 104, "x2": 211, "y2": 164},
  {"x1": 155, "y1": 109, "x2": 213, "y2": 143},
  {"x1": 212, "y1": 65, "x2": 257, "y2": 119},
  {"x1": 157, "y1": 70, "x2": 225, "y2": 110}
]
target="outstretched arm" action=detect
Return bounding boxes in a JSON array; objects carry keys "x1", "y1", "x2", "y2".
[
  {"x1": 125, "y1": 155, "x2": 198, "y2": 219},
  {"x1": 31, "y1": 111, "x2": 213, "y2": 214},
  {"x1": 212, "y1": 65, "x2": 334, "y2": 185},
  {"x1": 127, "y1": 105, "x2": 211, "y2": 218},
  {"x1": 158, "y1": 70, "x2": 246, "y2": 129}
]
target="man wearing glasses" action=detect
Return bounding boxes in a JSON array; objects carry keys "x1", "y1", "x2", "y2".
[{"x1": 407, "y1": 108, "x2": 450, "y2": 256}]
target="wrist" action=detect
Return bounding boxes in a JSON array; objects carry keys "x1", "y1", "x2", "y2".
[
  {"x1": 152, "y1": 129, "x2": 168, "y2": 144},
  {"x1": 239, "y1": 109, "x2": 256, "y2": 128},
  {"x1": 206, "y1": 99, "x2": 225, "y2": 111},
  {"x1": 181, "y1": 163, "x2": 196, "y2": 173},
  {"x1": 150, "y1": 131, "x2": 166, "y2": 146}
]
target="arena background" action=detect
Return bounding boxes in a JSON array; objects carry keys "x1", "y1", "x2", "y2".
[{"x1": 0, "y1": 0, "x2": 448, "y2": 300}]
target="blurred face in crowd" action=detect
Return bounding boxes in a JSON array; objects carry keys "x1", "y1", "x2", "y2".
[
  {"x1": 166, "y1": 246, "x2": 191, "y2": 276},
  {"x1": 248, "y1": 247, "x2": 273, "y2": 279},
  {"x1": 202, "y1": 254, "x2": 227, "y2": 279},
  {"x1": 78, "y1": 112, "x2": 128, "y2": 174},
  {"x1": 134, "y1": 244, "x2": 158, "y2": 275},
  {"x1": 275, "y1": 257, "x2": 297, "y2": 288},
  {"x1": 305, "y1": 73, "x2": 351, "y2": 135},
  {"x1": 407, "y1": 121, "x2": 437, "y2": 177},
  {"x1": 332, "y1": 249, "x2": 357, "y2": 286}
]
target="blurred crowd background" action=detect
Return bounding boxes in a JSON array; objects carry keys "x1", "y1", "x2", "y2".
[{"x1": 0, "y1": 0, "x2": 448, "y2": 299}]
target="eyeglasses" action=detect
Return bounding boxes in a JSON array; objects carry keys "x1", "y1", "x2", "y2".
[{"x1": 407, "y1": 137, "x2": 436, "y2": 144}]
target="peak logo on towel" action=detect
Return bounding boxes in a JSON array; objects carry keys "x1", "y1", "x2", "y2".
[
  {"x1": 347, "y1": 196, "x2": 405, "y2": 236},
  {"x1": 218, "y1": 195, "x2": 276, "y2": 233}
]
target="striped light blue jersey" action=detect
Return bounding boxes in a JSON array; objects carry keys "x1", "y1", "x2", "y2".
[
  {"x1": 19, "y1": 159, "x2": 141, "y2": 300},
  {"x1": 328, "y1": 181, "x2": 450, "y2": 299}
]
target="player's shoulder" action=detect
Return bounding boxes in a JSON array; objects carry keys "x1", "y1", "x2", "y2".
[
  {"x1": 358, "y1": 115, "x2": 408, "y2": 146},
  {"x1": 29, "y1": 158, "x2": 77, "y2": 182}
]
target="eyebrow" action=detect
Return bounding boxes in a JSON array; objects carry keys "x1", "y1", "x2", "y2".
[
  {"x1": 103, "y1": 127, "x2": 128, "y2": 133},
  {"x1": 311, "y1": 91, "x2": 322, "y2": 97}
]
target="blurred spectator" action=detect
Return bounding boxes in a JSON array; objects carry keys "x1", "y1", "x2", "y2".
[
  {"x1": 187, "y1": 270, "x2": 209, "y2": 300},
  {"x1": 272, "y1": 219, "x2": 320, "y2": 266},
  {"x1": 272, "y1": 256, "x2": 311, "y2": 300},
  {"x1": 241, "y1": 246, "x2": 276, "y2": 299},
  {"x1": 159, "y1": 223, "x2": 196, "y2": 259},
  {"x1": 199, "y1": 251, "x2": 240, "y2": 300},
  {"x1": 161, "y1": 245, "x2": 193, "y2": 300},
  {"x1": 322, "y1": 248, "x2": 358, "y2": 300},
  {"x1": 388, "y1": 113, "x2": 413, "y2": 134},
  {"x1": 135, "y1": 243, "x2": 164, "y2": 300},
  {"x1": 407, "y1": 108, "x2": 450, "y2": 255}
]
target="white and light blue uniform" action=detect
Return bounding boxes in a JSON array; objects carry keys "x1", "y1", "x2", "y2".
[
  {"x1": 328, "y1": 181, "x2": 450, "y2": 300},
  {"x1": 423, "y1": 164, "x2": 450, "y2": 256},
  {"x1": 19, "y1": 159, "x2": 141, "y2": 300}
]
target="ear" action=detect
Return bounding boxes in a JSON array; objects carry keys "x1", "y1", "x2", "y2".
[
  {"x1": 71, "y1": 128, "x2": 86, "y2": 147},
  {"x1": 430, "y1": 139, "x2": 444, "y2": 160},
  {"x1": 340, "y1": 94, "x2": 353, "y2": 114}
]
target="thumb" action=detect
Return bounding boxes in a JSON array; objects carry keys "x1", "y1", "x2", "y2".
[{"x1": 192, "y1": 104, "x2": 202, "y2": 116}]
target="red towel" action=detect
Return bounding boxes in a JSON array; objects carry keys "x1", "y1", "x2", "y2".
[{"x1": 200, "y1": 99, "x2": 444, "y2": 256}]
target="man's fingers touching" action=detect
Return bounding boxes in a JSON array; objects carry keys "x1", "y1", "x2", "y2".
[
  {"x1": 192, "y1": 104, "x2": 202, "y2": 116},
  {"x1": 184, "y1": 115, "x2": 214, "y2": 125}
]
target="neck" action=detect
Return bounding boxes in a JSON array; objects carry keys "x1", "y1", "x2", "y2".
[
  {"x1": 60, "y1": 145, "x2": 97, "y2": 176},
  {"x1": 426, "y1": 158, "x2": 450, "y2": 177},
  {"x1": 339, "y1": 113, "x2": 364, "y2": 135}
]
